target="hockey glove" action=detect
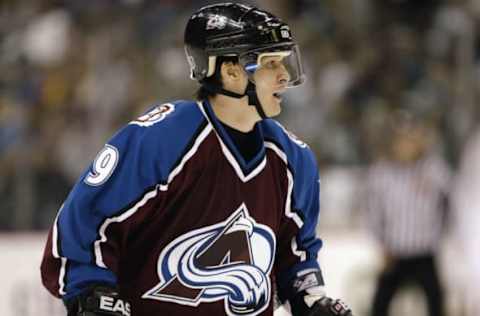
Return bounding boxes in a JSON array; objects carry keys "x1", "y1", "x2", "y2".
[
  {"x1": 290, "y1": 291, "x2": 353, "y2": 316},
  {"x1": 65, "y1": 285, "x2": 131, "y2": 316},
  {"x1": 287, "y1": 271, "x2": 353, "y2": 316}
]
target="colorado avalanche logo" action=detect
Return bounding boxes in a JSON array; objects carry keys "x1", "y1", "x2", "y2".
[{"x1": 142, "y1": 203, "x2": 276, "y2": 316}]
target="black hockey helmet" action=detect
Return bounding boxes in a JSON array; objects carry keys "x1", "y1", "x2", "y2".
[{"x1": 184, "y1": 3, "x2": 305, "y2": 87}]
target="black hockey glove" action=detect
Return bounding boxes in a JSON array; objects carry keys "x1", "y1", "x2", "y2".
[
  {"x1": 65, "y1": 285, "x2": 131, "y2": 316},
  {"x1": 290, "y1": 293, "x2": 353, "y2": 316},
  {"x1": 287, "y1": 271, "x2": 353, "y2": 316}
]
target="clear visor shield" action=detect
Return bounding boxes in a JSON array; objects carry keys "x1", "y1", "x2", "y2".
[{"x1": 239, "y1": 45, "x2": 305, "y2": 87}]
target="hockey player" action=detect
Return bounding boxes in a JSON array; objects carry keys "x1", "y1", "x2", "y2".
[{"x1": 41, "y1": 3, "x2": 353, "y2": 316}]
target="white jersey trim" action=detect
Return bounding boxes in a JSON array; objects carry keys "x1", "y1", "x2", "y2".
[
  {"x1": 264, "y1": 142, "x2": 304, "y2": 228},
  {"x1": 160, "y1": 124, "x2": 213, "y2": 191},
  {"x1": 264, "y1": 141, "x2": 306, "y2": 261},
  {"x1": 94, "y1": 186, "x2": 160, "y2": 268},
  {"x1": 58, "y1": 258, "x2": 67, "y2": 296},
  {"x1": 291, "y1": 238, "x2": 307, "y2": 262},
  {"x1": 52, "y1": 204, "x2": 67, "y2": 296}
]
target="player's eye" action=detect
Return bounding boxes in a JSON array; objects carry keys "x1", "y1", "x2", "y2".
[{"x1": 263, "y1": 60, "x2": 278, "y2": 69}]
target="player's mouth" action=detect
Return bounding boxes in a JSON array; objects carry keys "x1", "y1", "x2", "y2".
[{"x1": 273, "y1": 91, "x2": 285, "y2": 101}]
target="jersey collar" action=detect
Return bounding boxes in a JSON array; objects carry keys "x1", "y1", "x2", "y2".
[{"x1": 198, "y1": 100, "x2": 267, "y2": 181}]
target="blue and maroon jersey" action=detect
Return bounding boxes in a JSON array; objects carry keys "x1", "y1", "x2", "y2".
[{"x1": 41, "y1": 99, "x2": 323, "y2": 316}]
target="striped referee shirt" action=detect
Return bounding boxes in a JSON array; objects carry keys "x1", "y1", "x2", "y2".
[{"x1": 366, "y1": 154, "x2": 451, "y2": 257}]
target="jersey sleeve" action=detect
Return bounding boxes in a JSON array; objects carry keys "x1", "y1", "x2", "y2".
[
  {"x1": 264, "y1": 122, "x2": 324, "y2": 301},
  {"x1": 40, "y1": 124, "x2": 162, "y2": 300},
  {"x1": 40, "y1": 101, "x2": 204, "y2": 301}
]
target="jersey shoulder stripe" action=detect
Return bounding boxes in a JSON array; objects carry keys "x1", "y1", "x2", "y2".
[
  {"x1": 260, "y1": 119, "x2": 318, "y2": 179},
  {"x1": 109, "y1": 99, "x2": 208, "y2": 183}
]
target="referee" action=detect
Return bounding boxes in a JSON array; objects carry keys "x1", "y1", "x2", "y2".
[{"x1": 365, "y1": 112, "x2": 450, "y2": 316}]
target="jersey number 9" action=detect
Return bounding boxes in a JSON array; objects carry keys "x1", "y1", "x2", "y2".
[{"x1": 85, "y1": 145, "x2": 119, "y2": 186}]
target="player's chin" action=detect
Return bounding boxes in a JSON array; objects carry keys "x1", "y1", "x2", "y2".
[{"x1": 263, "y1": 98, "x2": 282, "y2": 118}]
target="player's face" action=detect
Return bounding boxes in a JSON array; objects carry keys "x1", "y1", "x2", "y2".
[{"x1": 251, "y1": 54, "x2": 291, "y2": 117}]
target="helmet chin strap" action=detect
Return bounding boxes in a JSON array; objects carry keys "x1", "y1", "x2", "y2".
[{"x1": 202, "y1": 81, "x2": 268, "y2": 119}]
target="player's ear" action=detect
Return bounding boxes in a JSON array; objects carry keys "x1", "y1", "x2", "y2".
[{"x1": 220, "y1": 61, "x2": 244, "y2": 83}]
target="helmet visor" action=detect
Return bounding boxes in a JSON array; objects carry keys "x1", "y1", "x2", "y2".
[{"x1": 238, "y1": 44, "x2": 305, "y2": 87}]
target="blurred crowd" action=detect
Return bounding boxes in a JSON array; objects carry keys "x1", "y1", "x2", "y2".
[{"x1": 0, "y1": 0, "x2": 478, "y2": 229}]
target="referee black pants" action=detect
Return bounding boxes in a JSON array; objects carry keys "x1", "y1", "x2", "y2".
[{"x1": 371, "y1": 255, "x2": 444, "y2": 316}]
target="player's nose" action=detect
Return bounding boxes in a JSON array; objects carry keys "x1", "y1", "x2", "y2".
[{"x1": 277, "y1": 65, "x2": 290, "y2": 85}]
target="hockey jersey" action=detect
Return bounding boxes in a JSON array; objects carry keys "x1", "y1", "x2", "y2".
[{"x1": 41, "y1": 99, "x2": 323, "y2": 316}]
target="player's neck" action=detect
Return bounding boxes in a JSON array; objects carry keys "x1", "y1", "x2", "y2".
[{"x1": 209, "y1": 94, "x2": 261, "y2": 132}]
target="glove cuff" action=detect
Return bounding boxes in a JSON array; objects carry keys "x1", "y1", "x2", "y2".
[
  {"x1": 65, "y1": 285, "x2": 131, "y2": 316},
  {"x1": 288, "y1": 270, "x2": 325, "y2": 300},
  {"x1": 287, "y1": 270, "x2": 325, "y2": 316},
  {"x1": 303, "y1": 286, "x2": 326, "y2": 307},
  {"x1": 291, "y1": 295, "x2": 353, "y2": 316}
]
